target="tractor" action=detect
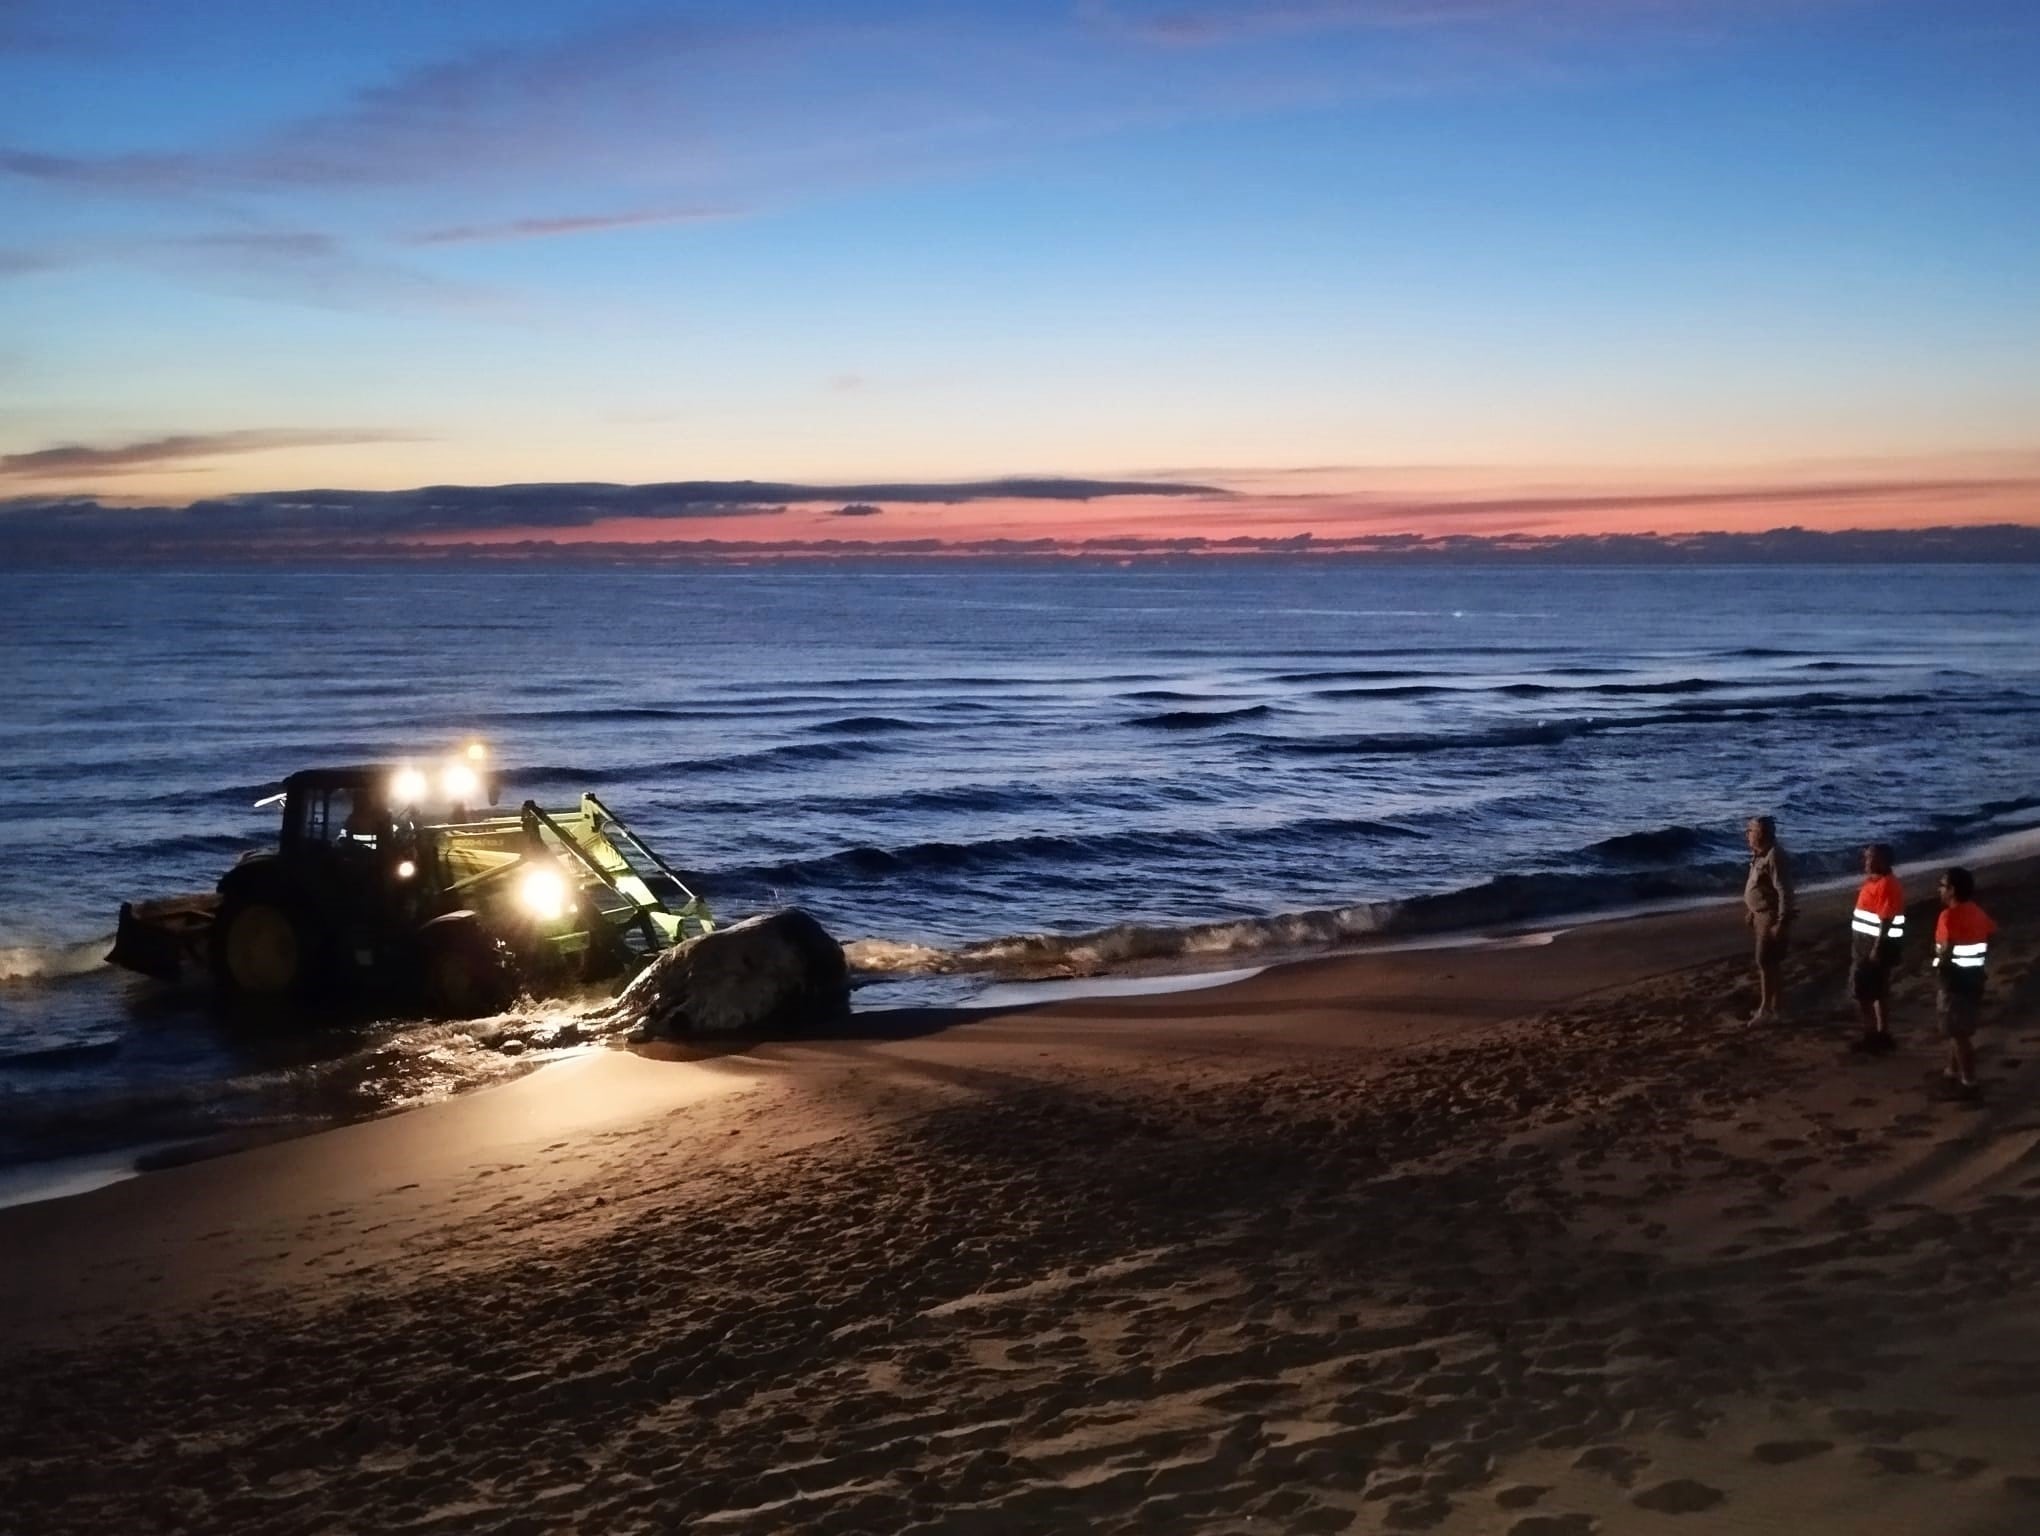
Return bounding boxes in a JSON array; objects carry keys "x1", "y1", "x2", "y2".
[{"x1": 108, "y1": 747, "x2": 714, "y2": 1018}]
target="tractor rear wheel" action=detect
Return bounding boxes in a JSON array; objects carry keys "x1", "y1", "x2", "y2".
[
  {"x1": 420, "y1": 917, "x2": 518, "y2": 1019},
  {"x1": 211, "y1": 895, "x2": 311, "y2": 998}
]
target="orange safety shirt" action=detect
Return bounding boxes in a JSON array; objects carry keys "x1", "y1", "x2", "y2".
[
  {"x1": 1935, "y1": 901, "x2": 1997, "y2": 980},
  {"x1": 1936, "y1": 902, "x2": 1997, "y2": 947},
  {"x1": 1851, "y1": 874, "x2": 1905, "y2": 941}
]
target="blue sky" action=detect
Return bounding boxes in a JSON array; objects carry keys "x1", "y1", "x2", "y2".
[{"x1": 2, "y1": 0, "x2": 2037, "y2": 540}]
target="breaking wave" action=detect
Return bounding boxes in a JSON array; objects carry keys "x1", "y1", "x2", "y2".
[
  {"x1": 844, "y1": 862, "x2": 1738, "y2": 982},
  {"x1": 843, "y1": 799, "x2": 2040, "y2": 986},
  {"x1": 0, "y1": 937, "x2": 114, "y2": 986}
]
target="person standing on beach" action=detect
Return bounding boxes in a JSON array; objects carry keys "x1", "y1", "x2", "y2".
[
  {"x1": 1933, "y1": 867, "x2": 1996, "y2": 1100},
  {"x1": 1744, "y1": 815, "x2": 1795, "y2": 1024},
  {"x1": 1848, "y1": 844, "x2": 1906, "y2": 1054}
]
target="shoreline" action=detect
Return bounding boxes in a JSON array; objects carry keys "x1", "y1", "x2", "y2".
[
  {"x1": 6, "y1": 827, "x2": 2036, "y2": 1214},
  {"x1": 5, "y1": 841, "x2": 2040, "y2": 1530}
]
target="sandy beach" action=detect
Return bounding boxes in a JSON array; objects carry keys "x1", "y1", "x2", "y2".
[{"x1": 4, "y1": 859, "x2": 2039, "y2": 1535}]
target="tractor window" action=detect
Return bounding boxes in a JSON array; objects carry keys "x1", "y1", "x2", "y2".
[
  {"x1": 335, "y1": 790, "x2": 387, "y2": 850},
  {"x1": 292, "y1": 791, "x2": 332, "y2": 846}
]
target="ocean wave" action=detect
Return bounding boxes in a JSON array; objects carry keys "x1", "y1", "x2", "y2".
[
  {"x1": 1244, "y1": 722, "x2": 1583, "y2": 757},
  {"x1": 845, "y1": 799, "x2": 2040, "y2": 985},
  {"x1": 712, "y1": 815, "x2": 1423, "y2": 888},
  {"x1": 473, "y1": 705, "x2": 706, "y2": 726},
  {"x1": 1539, "y1": 676, "x2": 1730, "y2": 696},
  {"x1": 1270, "y1": 667, "x2": 1437, "y2": 684},
  {"x1": 1585, "y1": 824, "x2": 1713, "y2": 862},
  {"x1": 704, "y1": 674, "x2": 1017, "y2": 694},
  {"x1": 113, "y1": 832, "x2": 256, "y2": 861},
  {"x1": 1129, "y1": 704, "x2": 1274, "y2": 729},
  {"x1": 521, "y1": 738, "x2": 888, "y2": 783},
  {"x1": 1309, "y1": 678, "x2": 1736, "y2": 701},
  {"x1": 0, "y1": 1037, "x2": 123, "y2": 1068},
  {"x1": 739, "y1": 779, "x2": 1114, "y2": 824},
  {"x1": 1313, "y1": 683, "x2": 1456, "y2": 699},
  {"x1": 805, "y1": 715, "x2": 936, "y2": 735},
  {"x1": 1963, "y1": 793, "x2": 2040, "y2": 823},
  {"x1": 845, "y1": 863, "x2": 1738, "y2": 980},
  {"x1": 1240, "y1": 690, "x2": 1949, "y2": 759}
]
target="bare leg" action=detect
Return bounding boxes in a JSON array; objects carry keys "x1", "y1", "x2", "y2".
[
  {"x1": 1758, "y1": 953, "x2": 1782, "y2": 1016},
  {"x1": 1954, "y1": 1035, "x2": 1978, "y2": 1087}
]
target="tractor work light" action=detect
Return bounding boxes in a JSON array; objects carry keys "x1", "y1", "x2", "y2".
[
  {"x1": 390, "y1": 766, "x2": 429, "y2": 807},
  {"x1": 517, "y1": 865, "x2": 570, "y2": 922},
  {"x1": 442, "y1": 761, "x2": 481, "y2": 802},
  {"x1": 464, "y1": 741, "x2": 489, "y2": 763},
  {"x1": 396, "y1": 859, "x2": 417, "y2": 880}
]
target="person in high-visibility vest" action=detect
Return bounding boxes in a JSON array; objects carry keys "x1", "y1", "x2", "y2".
[
  {"x1": 1933, "y1": 866, "x2": 1996, "y2": 1099},
  {"x1": 1847, "y1": 843, "x2": 1905, "y2": 1055}
]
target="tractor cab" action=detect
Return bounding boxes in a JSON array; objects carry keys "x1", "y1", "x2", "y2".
[{"x1": 108, "y1": 748, "x2": 714, "y2": 1018}]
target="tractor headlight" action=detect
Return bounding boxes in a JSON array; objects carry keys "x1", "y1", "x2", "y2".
[
  {"x1": 517, "y1": 866, "x2": 569, "y2": 922},
  {"x1": 441, "y1": 761, "x2": 480, "y2": 802},
  {"x1": 396, "y1": 859, "x2": 417, "y2": 880},
  {"x1": 390, "y1": 766, "x2": 429, "y2": 807}
]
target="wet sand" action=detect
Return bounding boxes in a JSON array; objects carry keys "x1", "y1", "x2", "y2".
[{"x1": 4, "y1": 862, "x2": 2040, "y2": 1534}]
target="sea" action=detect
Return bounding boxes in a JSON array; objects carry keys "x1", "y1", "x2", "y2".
[{"x1": 3, "y1": 562, "x2": 2038, "y2": 1192}]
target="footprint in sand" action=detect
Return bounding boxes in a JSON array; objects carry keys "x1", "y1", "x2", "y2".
[
  {"x1": 1752, "y1": 1439, "x2": 1834, "y2": 1465},
  {"x1": 1494, "y1": 1484, "x2": 1549, "y2": 1509},
  {"x1": 1510, "y1": 1517, "x2": 1597, "y2": 1536},
  {"x1": 1957, "y1": 1362, "x2": 2040, "y2": 1399},
  {"x1": 1829, "y1": 1407, "x2": 1954, "y2": 1439},
  {"x1": 1630, "y1": 1479, "x2": 1727, "y2": 1514},
  {"x1": 1572, "y1": 1445, "x2": 1650, "y2": 1487},
  {"x1": 1857, "y1": 1446, "x2": 1989, "y2": 1480},
  {"x1": 1383, "y1": 1494, "x2": 1452, "y2": 1529}
]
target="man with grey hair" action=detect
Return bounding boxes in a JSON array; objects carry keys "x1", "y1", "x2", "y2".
[{"x1": 1745, "y1": 815, "x2": 1796, "y2": 1024}]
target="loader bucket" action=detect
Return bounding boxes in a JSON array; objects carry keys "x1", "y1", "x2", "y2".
[{"x1": 107, "y1": 894, "x2": 220, "y2": 981}]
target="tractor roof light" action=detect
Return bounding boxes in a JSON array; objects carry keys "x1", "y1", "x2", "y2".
[
  {"x1": 464, "y1": 741, "x2": 489, "y2": 763},
  {"x1": 517, "y1": 865, "x2": 570, "y2": 923}
]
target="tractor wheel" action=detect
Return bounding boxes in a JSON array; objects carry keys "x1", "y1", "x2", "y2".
[
  {"x1": 420, "y1": 917, "x2": 518, "y2": 1019},
  {"x1": 211, "y1": 895, "x2": 312, "y2": 998}
]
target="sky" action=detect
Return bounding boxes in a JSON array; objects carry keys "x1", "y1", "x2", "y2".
[{"x1": 2, "y1": 0, "x2": 2037, "y2": 553}]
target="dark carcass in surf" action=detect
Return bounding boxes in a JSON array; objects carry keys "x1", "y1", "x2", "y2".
[{"x1": 600, "y1": 909, "x2": 851, "y2": 1039}]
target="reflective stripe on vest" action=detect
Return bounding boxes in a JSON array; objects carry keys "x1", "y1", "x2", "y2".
[
  {"x1": 1852, "y1": 908, "x2": 1906, "y2": 937},
  {"x1": 1949, "y1": 941, "x2": 1989, "y2": 969}
]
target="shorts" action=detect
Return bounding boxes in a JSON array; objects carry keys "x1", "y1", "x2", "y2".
[
  {"x1": 1751, "y1": 915, "x2": 1791, "y2": 966},
  {"x1": 1850, "y1": 955, "x2": 1894, "y2": 1004},
  {"x1": 1938, "y1": 989, "x2": 1983, "y2": 1040}
]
